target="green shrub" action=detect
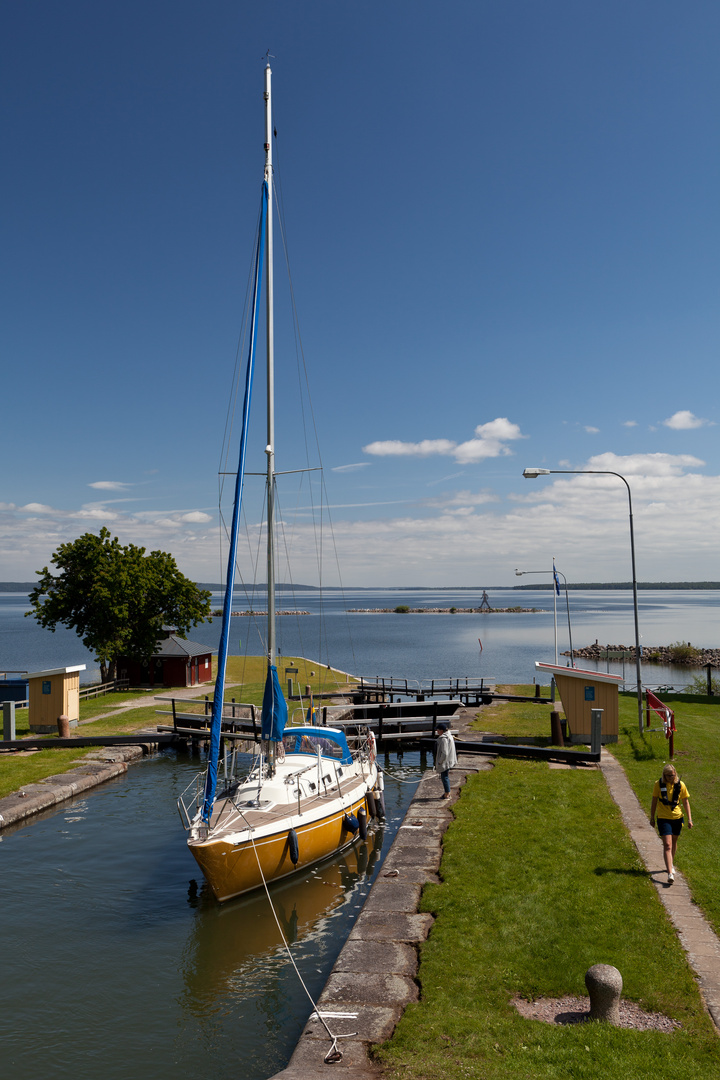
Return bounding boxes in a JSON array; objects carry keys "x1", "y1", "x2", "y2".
[
  {"x1": 668, "y1": 641, "x2": 701, "y2": 662},
  {"x1": 684, "y1": 671, "x2": 720, "y2": 695},
  {"x1": 394, "y1": 605, "x2": 410, "y2": 614}
]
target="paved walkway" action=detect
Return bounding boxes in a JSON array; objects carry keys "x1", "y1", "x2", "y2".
[{"x1": 600, "y1": 748, "x2": 720, "y2": 1029}]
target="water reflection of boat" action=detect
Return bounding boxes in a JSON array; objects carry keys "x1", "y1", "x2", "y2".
[{"x1": 180, "y1": 828, "x2": 385, "y2": 1008}]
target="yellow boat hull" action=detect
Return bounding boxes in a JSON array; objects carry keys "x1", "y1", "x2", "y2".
[{"x1": 188, "y1": 793, "x2": 372, "y2": 903}]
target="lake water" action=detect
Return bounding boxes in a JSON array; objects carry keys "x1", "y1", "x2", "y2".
[{"x1": 4, "y1": 587, "x2": 719, "y2": 692}]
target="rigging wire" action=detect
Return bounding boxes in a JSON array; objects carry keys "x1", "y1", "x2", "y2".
[
  {"x1": 217, "y1": 194, "x2": 265, "y2": 585},
  {"x1": 272, "y1": 171, "x2": 359, "y2": 675}
]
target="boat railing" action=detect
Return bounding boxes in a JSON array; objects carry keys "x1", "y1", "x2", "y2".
[{"x1": 177, "y1": 772, "x2": 206, "y2": 831}]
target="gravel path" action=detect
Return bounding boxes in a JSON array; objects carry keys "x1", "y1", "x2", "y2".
[{"x1": 512, "y1": 995, "x2": 680, "y2": 1031}]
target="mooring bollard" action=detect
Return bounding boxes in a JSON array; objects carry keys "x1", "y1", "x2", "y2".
[
  {"x1": 57, "y1": 714, "x2": 71, "y2": 738},
  {"x1": 2, "y1": 700, "x2": 16, "y2": 741},
  {"x1": 585, "y1": 964, "x2": 622, "y2": 1024},
  {"x1": 590, "y1": 708, "x2": 603, "y2": 755}
]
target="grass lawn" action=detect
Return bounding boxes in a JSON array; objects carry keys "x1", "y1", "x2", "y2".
[
  {"x1": 475, "y1": 684, "x2": 555, "y2": 741},
  {"x1": 375, "y1": 757, "x2": 719, "y2": 1079}
]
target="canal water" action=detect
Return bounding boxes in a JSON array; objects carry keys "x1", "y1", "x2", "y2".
[{"x1": 1, "y1": 746, "x2": 423, "y2": 1080}]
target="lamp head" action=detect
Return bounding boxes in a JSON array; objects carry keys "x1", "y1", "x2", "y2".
[
  {"x1": 523, "y1": 467, "x2": 551, "y2": 479},
  {"x1": 514, "y1": 570, "x2": 523, "y2": 576}
]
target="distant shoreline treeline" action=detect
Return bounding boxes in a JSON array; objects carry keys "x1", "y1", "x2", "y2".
[
  {"x1": 3, "y1": 580, "x2": 720, "y2": 594},
  {"x1": 512, "y1": 582, "x2": 720, "y2": 591}
]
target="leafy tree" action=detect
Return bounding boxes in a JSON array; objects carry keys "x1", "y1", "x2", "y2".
[{"x1": 26, "y1": 528, "x2": 212, "y2": 682}]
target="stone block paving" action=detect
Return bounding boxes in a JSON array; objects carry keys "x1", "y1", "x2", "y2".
[{"x1": 601, "y1": 748, "x2": 720, "y2": 1030}]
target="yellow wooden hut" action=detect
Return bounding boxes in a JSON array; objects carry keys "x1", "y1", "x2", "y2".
[
  {"x1": 535, "y1": 662, "x2": 623, "y2": 744},
  {"x1": 26, "y1": 664, "x2": 86, "y2": 734}
]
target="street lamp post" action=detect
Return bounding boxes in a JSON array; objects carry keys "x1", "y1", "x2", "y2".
[
  {"x1": 515, "y1": 564, "x2": 575, "y2": 668},
  {"x1": 522, "y1": 467, "x2": 643, "y2": 735}
]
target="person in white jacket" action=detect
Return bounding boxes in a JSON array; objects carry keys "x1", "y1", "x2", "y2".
[{"x1": 434, "y1": 721, "x2": 457, "y2": 799}]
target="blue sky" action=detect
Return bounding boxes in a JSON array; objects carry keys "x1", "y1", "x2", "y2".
[{"x1": 2, "y1": 1, "x2": 720, "y2": 587}]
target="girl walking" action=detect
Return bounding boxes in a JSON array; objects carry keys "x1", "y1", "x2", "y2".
[{"x1": 650, "y1": 763, "x2": 693, "y2": 883}]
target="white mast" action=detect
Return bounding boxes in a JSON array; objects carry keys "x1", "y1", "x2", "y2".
[{"x1": 264, "y1": 62, "x2": 276, "y2": 669}]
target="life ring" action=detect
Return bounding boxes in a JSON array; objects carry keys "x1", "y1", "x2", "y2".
[{"x1": 367, "y1": 731, "x2": 376, "y2": 763}]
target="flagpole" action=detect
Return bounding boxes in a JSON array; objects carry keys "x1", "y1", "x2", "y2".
[{"x1": 557, "y1": 557, "x2": 561, "y2": 665}]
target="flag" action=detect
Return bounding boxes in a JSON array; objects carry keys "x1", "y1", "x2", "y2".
[{"x1": 553, "y1": 564, "x2": 561, "y2": 596}]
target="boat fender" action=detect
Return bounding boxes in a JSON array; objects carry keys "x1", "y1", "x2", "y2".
[
  {"x1": 366, "y1": 789, "x2": 377, "y2": 819},
  {"x1": 288, "y1": 828, "x2": 299, "y2": 865},
  {"x1": 358, "y1": 806, "x2": 368, "y2": 841},
  {"x1": 342, "y1": 813, "x2": 359, "y2": 834},
  {"x1": 375, "y1": 771, "x2": 385, "y2": 792},
  {"x1": 374, "y1": 791, "x2": 386, "y2": 818},
  {"x1": 367, "y1": 731, "x2": 376, "y2": 762}
]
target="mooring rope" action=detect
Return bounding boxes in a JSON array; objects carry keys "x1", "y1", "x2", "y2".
[
  {"x1": 241, "y1": 812, "x2": 357, "y2": 1063},
  {"x1": 376, "y1": 762, "x2": 423, "y2": 786}
]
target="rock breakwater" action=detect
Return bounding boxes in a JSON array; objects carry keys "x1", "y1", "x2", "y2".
[{"x1": 565, "y1": 642, "x2": 720, "y2": 667}]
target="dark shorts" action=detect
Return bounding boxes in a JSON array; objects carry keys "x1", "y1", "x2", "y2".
[{"x1": 657, "y1": 817, "x2": 683, "y2": 837}]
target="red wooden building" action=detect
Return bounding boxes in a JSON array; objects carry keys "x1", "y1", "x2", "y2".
[{"x1": 118, "y1": 630, "x2": 215, "y2": 689}]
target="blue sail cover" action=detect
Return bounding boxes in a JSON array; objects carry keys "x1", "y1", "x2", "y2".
[{"x1": 261, "y1": 664, "x2": 287, "y2": 742}]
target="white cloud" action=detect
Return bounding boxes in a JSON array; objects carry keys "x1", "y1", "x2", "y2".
[
  {"x1": 20, "y1": 503, "x2": 56, "y2": 514},
  {"x1": 179, "y1": 511, "x2": 212, "y2": 524},
  {"x1": 88, "y1": 481, "x2": 132, "y2": 491},
  {"x1": 3, "y1": 451, "x2": 720, "y2": 585},
  {"x1": 585, "y1": 451, "x2": 704, "y2": 477},
  {"x1": 363, "y1": 418, "x2": 525, "y2": 465},
  {"x1": 623, "y1": 420, "x2": 637, "y2": 428},
  {"x1": 331, "y1": 462, "x2": 371, "y2": 473},
  {"x1": 363, "y1": 438, "x2": 456, "y2": 457},
  {"x1": 663, "y1": 410, "x2": 709, "y2": 431},
  {"x1": 584, "y1": 426, "x2": 600, "y2": 434},
  {"x1": 424, "y1": 489, "x2": 498, "y2": 509},
  {"x1": 76, "y1": 508, "x2": 119, "y2": 520}
]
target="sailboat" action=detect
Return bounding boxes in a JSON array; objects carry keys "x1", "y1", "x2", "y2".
[{"x1": 177, "y1": 63, "x2": 380, "y2": 903}]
